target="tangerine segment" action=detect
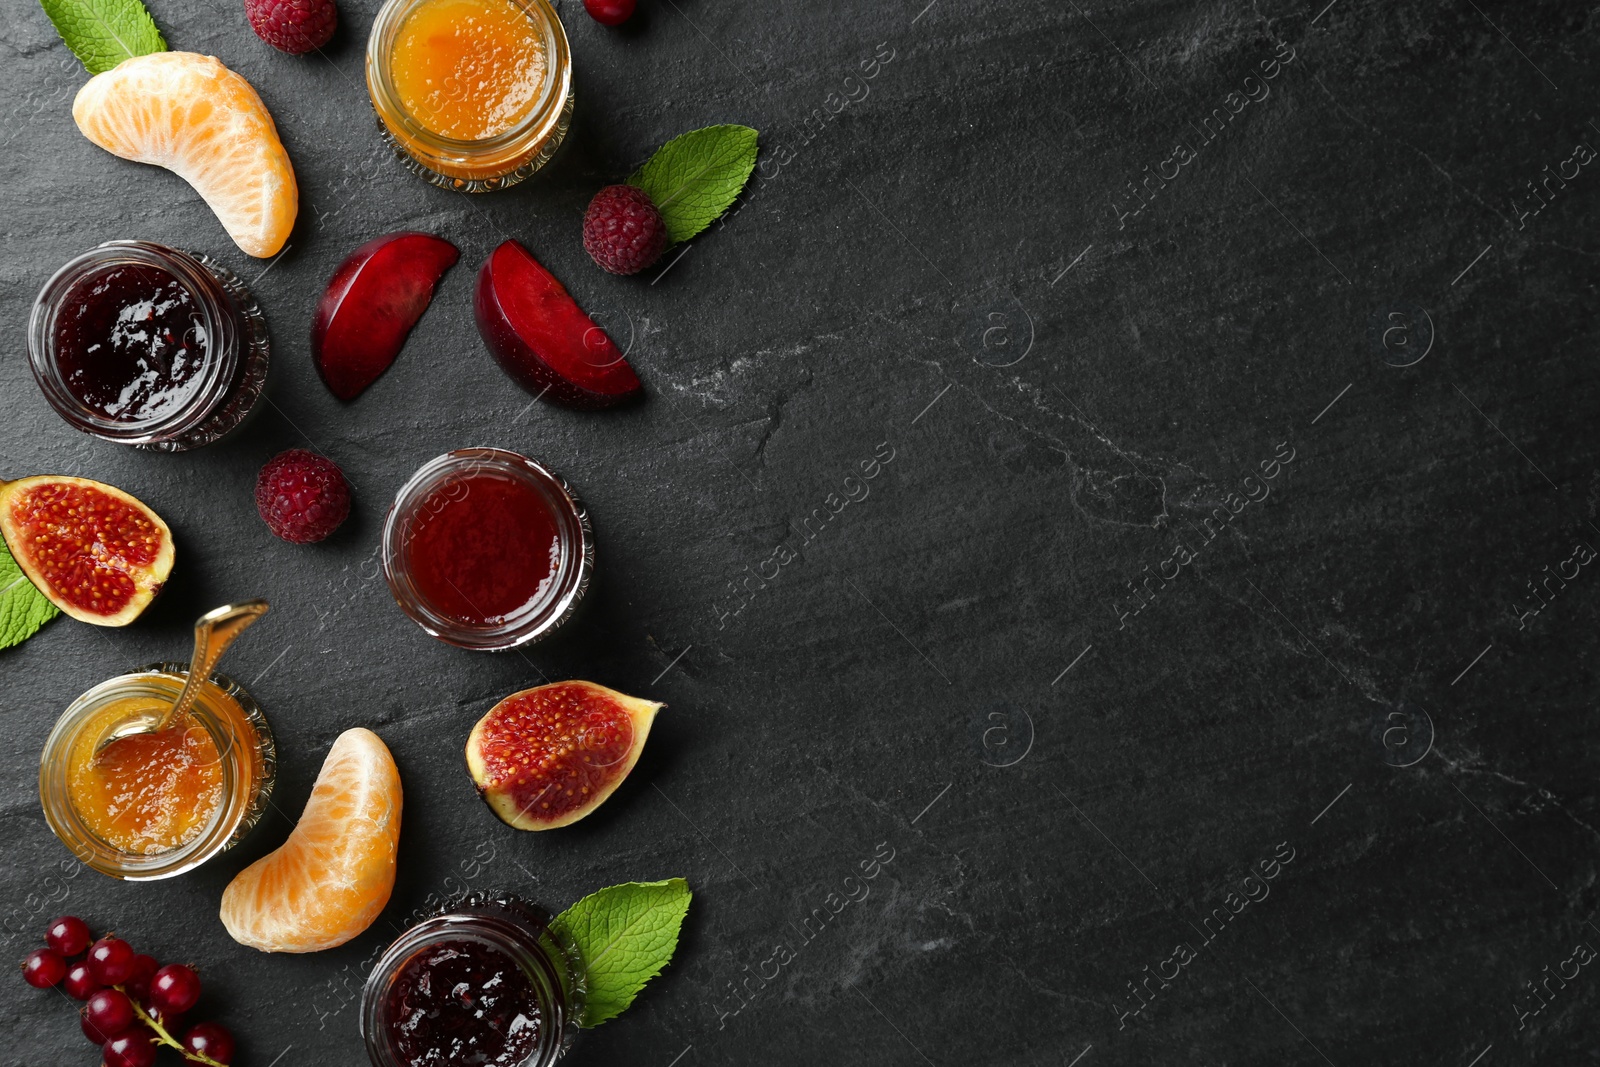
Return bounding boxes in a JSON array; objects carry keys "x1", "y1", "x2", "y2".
[
  {"x1": 0, "y1": 476, "x2": 174, "y2": 627},
  {"x1": 220, "y1": 728, "x2": 402, "y2": 953},
  {"x1": 73, "y1": 52, "x2": 298, "y2": 259},
  {"x1": 467, "y1": 680, "x2": 662, "y2": 830}
]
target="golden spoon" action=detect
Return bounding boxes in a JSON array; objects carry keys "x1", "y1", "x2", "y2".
[{"x1": 94, "y1": 600, "x2": 269, "y2": 757}]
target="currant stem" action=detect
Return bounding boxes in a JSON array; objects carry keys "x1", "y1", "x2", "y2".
[{"x1": 118, "y1": 988, "x2": 227, "y2": 1067}]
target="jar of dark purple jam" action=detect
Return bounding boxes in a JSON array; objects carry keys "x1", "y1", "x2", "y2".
[
  {"x1": 27, "y1": 240, "x2": 269, "y2": 451},
  {"x1": 362, "y1": 892, "x2": 585, "y2": 1067}
]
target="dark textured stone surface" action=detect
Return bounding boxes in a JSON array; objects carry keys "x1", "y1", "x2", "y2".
[{"x1": 3, "y1": 0, "x2": 1598, "y2": 1064}]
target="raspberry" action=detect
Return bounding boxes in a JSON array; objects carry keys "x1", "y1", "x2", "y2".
[
  {"x1": 255, "y1": 449, "x2": 351, "y2": 543},
  {"x1": 244, "y1": 0, "x2": 337, "y2": 54},
  {"x1": 582, "y1": 184, "x2": 669, "y2": 275}
]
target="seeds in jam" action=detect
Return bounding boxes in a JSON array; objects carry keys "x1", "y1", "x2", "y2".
[
  {"x1": 387, "y1": 938, "x2": 542, "y2": 1067},
  {"x1": 53, "y1": 263, "x2": 209, "y2": 423}
]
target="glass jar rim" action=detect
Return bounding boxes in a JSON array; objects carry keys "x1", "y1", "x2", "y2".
[
  {"x1": 381, "y1": 448, "x2": 593, "y2": 651},
  {"x1": 26, "y1": 241, "x2": 241, "y2": 444},
  {"x1": 365, "y1": 0, "x2": 572, "y2": 154},
  {"x1": 38, "y1": 665, "x2": 274, "y2": 880}
]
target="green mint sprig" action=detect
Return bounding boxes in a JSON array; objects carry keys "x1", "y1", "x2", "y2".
[
  {"x1": 551, "y1": 878, "x2": 691, "y2": 1027},
  {"x1": 629, "y1": 125, "x2": 758, "y2": 245},
  {"x1": 39, "y1": 0, "x2": 167, "y2": 76},
  {"x1": 0, "y1": 538, "x2": 59, "y2": 652}
]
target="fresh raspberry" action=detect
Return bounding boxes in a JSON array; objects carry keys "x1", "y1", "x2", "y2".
[
  {"x1": 244, "y1": 0, "x2": 337, "y2": 54},
  {"x1": 255, "y1": 449, "x2": 350, "y2": 543},
  {"x1": 583, "y1": 184, "x2": 669, "y2": 275},
  {"x1": 583, "y1": 0, "x2": 635, "y2": 25}
]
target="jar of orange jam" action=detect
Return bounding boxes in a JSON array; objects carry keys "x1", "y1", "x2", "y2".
[
  {"x1": 39, "y1": 663, "x2": 275, "y2": 880},
  {"x1": 366, "y1": 0, "x2": 573, "y2": 190}
]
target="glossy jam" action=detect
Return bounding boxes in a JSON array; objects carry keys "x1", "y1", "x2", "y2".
[
  {"x1": 387, "y1": 938, "x2": 542, "y2": 1066},
  {"x1": 65, "y1": 696, "x2": 223, "y2": 855},
  {"x1": 407, "y1": 471, "x2": 561, "y2": 626},
  {"x1": 53, "y1": 264, "x2": 208, "y2": 422},
  {"x1": 390, "y1": 0, "x2": 547, "y2": 140}
]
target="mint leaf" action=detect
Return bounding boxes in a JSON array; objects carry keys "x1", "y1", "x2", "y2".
[
  {"x1": 39, "y1": 0, "x2": 166, "y2": 76},
  {"x1": 0, "y1": 539, "x2": 59, "y2": 652},
  {"x1": 628, "y1": 125, "x2": 758, "y2": 245},
  {"x1": 552, "y1": 878, "x2": 691, "y2": 1027}
]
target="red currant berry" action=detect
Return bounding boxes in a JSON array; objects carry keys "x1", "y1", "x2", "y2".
[
  {"x1": 151, "y1": 963, "x2": 202, "y2": 1015},
  {"x1": 124, "y1": 954, "x2": 159, "y2": 1004},
  {"x1": 64, "y1": 960, "x2": 102, "y2": 1000},
  {"x1": 45, "y1": 915, "x2": 93, "y2": 957},
  {"x1": 21, "y1": 947, "x2": 67, "y2": 988},
  {"x1": 85, "y1": 989, "x2": 137, "y2": 1039},
  {"x1": 80, "y1": 1005, "x2": 122, "y2": 1045},
  {"x1": 87, "y1": 937, "x2": 136, "y2": 986},
  {"x1": 103, "y1": 1030, "x2": 158, "y2": 1067},
  {"x1": 182, "y1": 1022, "x2": 236, "y2": 1064},
  {"x1": 583, "y1": 0, "x2": 634, "y2": 25}
]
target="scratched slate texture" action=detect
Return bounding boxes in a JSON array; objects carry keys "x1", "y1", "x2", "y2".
[{"x1": 2, "y1": 0, "x2": 1599, "y2": 1064}]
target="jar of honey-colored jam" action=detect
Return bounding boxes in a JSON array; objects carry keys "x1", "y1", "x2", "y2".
[
  {"x1": 366, "y1": 0, "x2": 573, "y2": 191},
  {"x1": 39, "y1": 663, "x2": 276, "y2": 880}
]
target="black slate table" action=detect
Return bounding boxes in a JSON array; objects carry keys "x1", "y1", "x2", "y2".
[{"x1": 4, "y1": 0, "x2": 1598, "y2": 1064}]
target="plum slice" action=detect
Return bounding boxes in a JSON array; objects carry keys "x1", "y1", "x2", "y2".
[
  {"x1": 474, "y1": 239, "x2": 644, "y2": 408},
  {"x1": 312, "y1": 232, "x2": 459, "y2": 401}
]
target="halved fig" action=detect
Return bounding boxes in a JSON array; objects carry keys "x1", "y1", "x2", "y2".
[
  {"x1": 466, "y1": 680, "x2": 662, "y2": 830},
  {"x1": 474, "y1": 239, "x2": 644, "y2": 408},
  {"x1": 312, "y1": 232, "x2": 459, "y2": 400},
  {"x1": 0, "y1": 476, "x2": 174, "y2": 626}
]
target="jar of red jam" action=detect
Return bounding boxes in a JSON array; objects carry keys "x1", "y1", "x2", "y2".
[
  {"x1": 381, "y1": 448, "x2": 592, "y2": 651},
  {"x1": 361, "y1": 892, "x2": 585, "y2": 1067},
  {"x1": 27, "y1": 240, "x2": 270, "y2": 451}
]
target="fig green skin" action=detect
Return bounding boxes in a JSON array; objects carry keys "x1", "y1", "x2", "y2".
[
  {"x1": 312, "y1": 232, "x2": 459, "y2": 401},
  {"x1": 473, "y1": 240, "x2": 644, "y2": 410},
  {"x1": 465, "y1": 680, "x2": 663, "y2": 830}
]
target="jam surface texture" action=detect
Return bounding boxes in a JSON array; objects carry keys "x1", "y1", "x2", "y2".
[
  {"x1": 407, "y1": 470, "x2": 561, "y2": 626},
  {"x1": 388, "y1": 937, "x2": 542, "y2": 1066},
  {"x1": 54, "y1": 263, "x2": 209, "y2": 422}
]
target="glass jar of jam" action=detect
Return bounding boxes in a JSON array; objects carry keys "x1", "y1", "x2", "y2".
[
  {"x1": 361, "y1": 892, "x2": 585, "y2": 1067},
  {"x1": 27, "y1": 240, "x2": 270, "y2": 451},
  {"x1": 39, "y1": 663, "x2": 276, "y2": 880},
  {"x1": 365, "y1": 0, "x2": 574, "y2": 191},
  {"x1": 382, "y1": 448, "x2": 592, "y2": 651}
]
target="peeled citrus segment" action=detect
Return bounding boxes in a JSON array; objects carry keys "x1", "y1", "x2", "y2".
[
  {"x1": 220, "y1": 728, "x2": 402, "y2": 953},
  {"x1": 467, "y1": 680, "x2": 662, "y2": 830},
  {"x1": 0, "y1": 476, "x2": 173, "y2": 627},
  {"x1": 73, "y1": 52, "x2": 298, "y2": 259}
]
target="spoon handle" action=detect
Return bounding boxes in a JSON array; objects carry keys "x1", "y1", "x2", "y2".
[{"x1": 154, "y1": 601, "x2": 270, "y2": 733}]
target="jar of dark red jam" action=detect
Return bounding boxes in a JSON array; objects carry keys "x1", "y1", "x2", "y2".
[
  {"x1": 381, "y1": 448, "x2": 592, "y2": 651},
  {"x1": 361, "y1": 892, "x2": 585, "y2": 1067},
  {"x1": 27, "y1": 240, "x2": 270, "y2": 451}
]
